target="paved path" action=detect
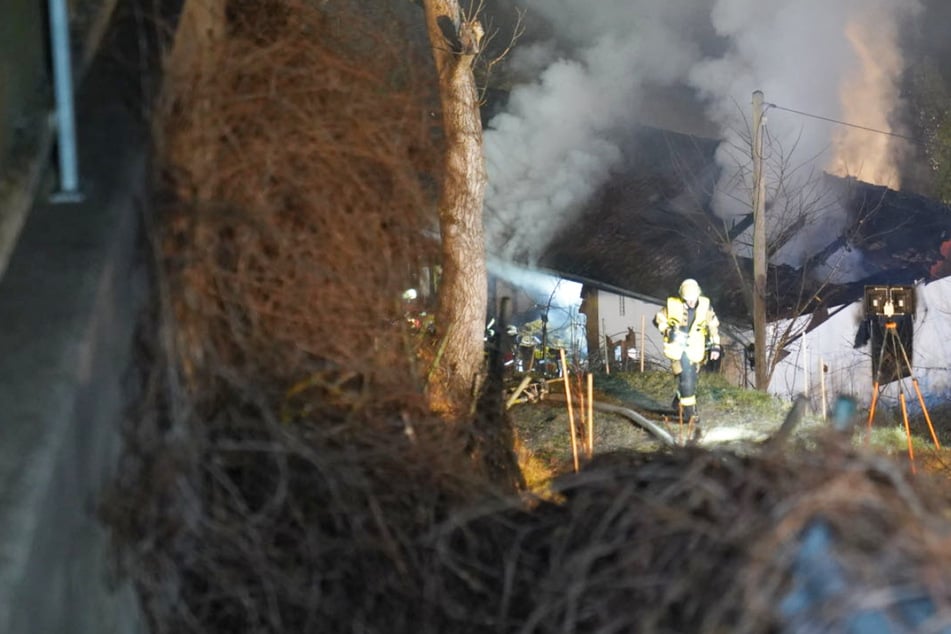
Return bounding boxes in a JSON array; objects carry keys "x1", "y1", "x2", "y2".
[{"x1": 0, "y1": 4, "x2": 153, "y2": 631}]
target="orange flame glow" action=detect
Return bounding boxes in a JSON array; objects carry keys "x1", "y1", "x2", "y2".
[{"x1": 829, "y1": 17, "x2": 909, "y2": 188}]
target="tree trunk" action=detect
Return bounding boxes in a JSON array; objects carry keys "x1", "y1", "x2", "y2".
[
  {"x1": 422, "y1": 1, "x2": 488, "y2": 417},
  {"x1": 162, "y1": 0, "x2": 226, "y2": 201}
]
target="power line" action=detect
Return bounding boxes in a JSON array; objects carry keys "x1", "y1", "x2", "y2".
[{"x1": 765, "y1": 102, "x2": 919, "y2": 143}]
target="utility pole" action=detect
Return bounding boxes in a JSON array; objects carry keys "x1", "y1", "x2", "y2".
[{"x1": 752, "y1": 90, "x2": 768, "y2": 389}]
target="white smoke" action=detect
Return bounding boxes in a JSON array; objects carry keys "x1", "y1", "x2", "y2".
[
  {"x1": 484, "y1": 0, "x2": 707, "y2": 263},
  {"x1": 691, "y1": 0, "x2": 920, "y2": 266},
  {"x1": 484, "y1": 0, "x2": 921, "y2": 269}
]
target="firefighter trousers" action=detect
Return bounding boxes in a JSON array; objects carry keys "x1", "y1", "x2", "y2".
[{"x1": 672, "y1": 351, "x2": 699, "y2": 420}]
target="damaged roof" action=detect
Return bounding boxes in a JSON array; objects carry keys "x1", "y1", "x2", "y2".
[{"x1": 537, "y1": 126, "x2": 951, "y2": 326}]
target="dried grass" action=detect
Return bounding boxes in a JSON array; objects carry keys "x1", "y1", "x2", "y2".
[
  {"x1": 157, "y1": 0, "x2": 443, "y2": 398},
  {"x1": 434, "y1": 435, "x2": 951, "y2": 633}
]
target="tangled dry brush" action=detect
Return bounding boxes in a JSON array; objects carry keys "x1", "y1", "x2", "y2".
[{"x1": 103, "y1": 1, "x2": 951, "y2": 632}]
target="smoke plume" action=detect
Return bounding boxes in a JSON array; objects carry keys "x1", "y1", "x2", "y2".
[{"x1": 484, "y1": 0, "x2": 921, "y2": 268}]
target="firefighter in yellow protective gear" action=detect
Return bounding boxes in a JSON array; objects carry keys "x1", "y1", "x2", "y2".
[{"x1": 653, "y1": 278, "x2": 721, "y2": 424}]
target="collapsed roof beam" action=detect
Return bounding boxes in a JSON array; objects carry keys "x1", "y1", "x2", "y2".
[{"x1": 728, "y1": 214, "x2": 753, "y2": 241}]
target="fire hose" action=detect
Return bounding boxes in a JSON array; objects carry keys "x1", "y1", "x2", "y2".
[{"x1": 546, "y1": 392, "x2": 675, "y2": 447}]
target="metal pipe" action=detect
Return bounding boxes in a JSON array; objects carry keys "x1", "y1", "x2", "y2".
[{"x1": 47, "y1": 0, "x2": 82, "y2": 200}]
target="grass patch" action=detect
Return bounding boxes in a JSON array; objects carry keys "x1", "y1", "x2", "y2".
[
  {"x1": 593, "y1": 370, "x2": 788, "y2": 420},
  {"x1": 594, "y1": 370, "x2": 673, "y2": 405},
  {"x1": 865, "y1": 424, "x2": 935, "y2": 455},
  {"x1": 861, "y1": 423, "x2": 951, "y2": 477},
  {"x1": 514, "y1": 435, "x2": 563, "y2": 499}
]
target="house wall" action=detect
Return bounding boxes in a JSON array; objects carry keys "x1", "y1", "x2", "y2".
[
  {"x1": 489, "y1": 271, "x2": 587, "y2": 361},
  {"x1": 592, "y1": 288, "x2": 668, "y2": 370},
  {"x1": 717, "y1": 334, "x2": 754, "y2": 388},
  {"x1": 588, "y1": 287, "x2": 750, "y2": 385},
  {"x1": 768, "y1": 278, "x2": 951, "y2": 413},
  {"x1": 580, "y1": 286, "x2": 601, "y2": 363},
  {"x1": 490, "y1": 277, "x2": 543, "y2": 329}
]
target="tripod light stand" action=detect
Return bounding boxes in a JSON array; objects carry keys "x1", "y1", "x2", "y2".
[{"x1": 863, "y1": 286, "x2": 940, "y2": 473}]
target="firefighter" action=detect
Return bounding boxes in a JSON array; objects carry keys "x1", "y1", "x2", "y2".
[{"x1": 654, "y1": 278, "x2": 721, "y2": 425}]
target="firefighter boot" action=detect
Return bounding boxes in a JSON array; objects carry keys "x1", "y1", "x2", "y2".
[{"x1": 682, "y1": 405, "x2": 703, "y2": 443}]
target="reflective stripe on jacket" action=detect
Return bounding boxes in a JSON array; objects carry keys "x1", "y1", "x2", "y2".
[{"x1": 657, "y1": 296, "x2": 719, "y2": 363}]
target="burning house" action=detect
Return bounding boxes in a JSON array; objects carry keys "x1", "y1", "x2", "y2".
[
  {"x1": 479, "y1": 0, "x2": 951, "y2": 406},
  {"x1": 514, "y1": 125, "x2": 951, "y2": 405}
]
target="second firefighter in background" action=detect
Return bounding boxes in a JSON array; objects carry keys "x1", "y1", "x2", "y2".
[{"x1": 654, "y1": 278, "x2": 721, "y2": 423}]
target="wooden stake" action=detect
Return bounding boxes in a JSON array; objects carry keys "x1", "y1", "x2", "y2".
[
  {"x1": 576, "y1": 372, "x2": 586, "y2": 455},
  {"x1": 640, "y1": 314, "x2": 646, "y2": 372},
  {"x1": 505, "y1": 374, "x2": 533, "y2": 410},
  {"x1": 560, "y1": 348, "x2": 580, "y2": 473},
  {"x1": 587, "y1": 372, "x2": 594, "y2": 458},
  {"x1": 802, "y1": 334, "x2": 809, "y2": 398}
]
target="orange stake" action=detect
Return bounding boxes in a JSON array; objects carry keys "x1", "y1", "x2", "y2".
[
  {"x1": 900, "y1": 391, "x2": 916, "y2": 474},
  {"x1": 867, "y1": 382, "x2": 880, "y2": 434},
  {"x1": 560, "y1": 349, "x2": 580, "y2": 473},
  {"x1": 912, "y1": 378, "x2": 941, "y2": 449}
]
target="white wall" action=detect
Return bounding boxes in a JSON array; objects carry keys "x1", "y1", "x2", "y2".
[
  {"x1": 594, "y1": 289, "x2": 668, "y2": 368},
  {"x1": 768, "y1": 278, "x2": 951, "y2": 410}
]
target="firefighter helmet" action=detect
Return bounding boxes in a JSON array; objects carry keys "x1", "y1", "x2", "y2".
[{"x1": 679, "y1": 278, "x2": 701, "y2": 303}]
